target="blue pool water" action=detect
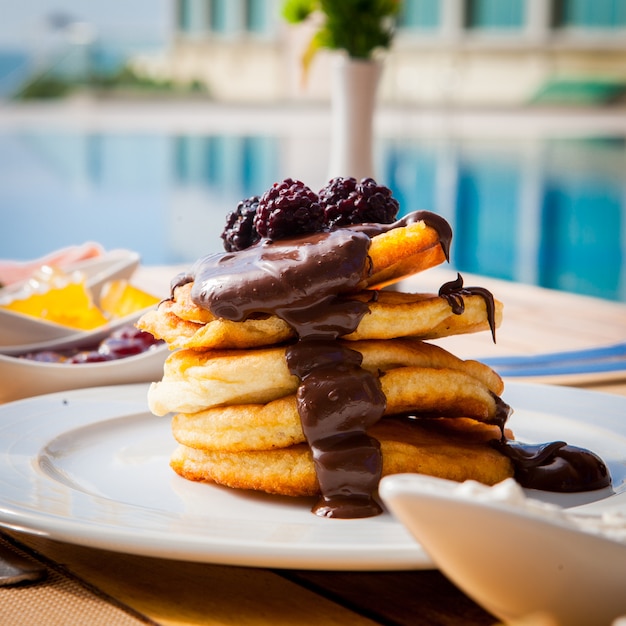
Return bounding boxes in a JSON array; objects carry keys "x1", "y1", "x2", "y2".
[
  {"x1": 383, "y1": 136, "x2": 625, "y2": 302},
  {"x1": 1, "y1": 126, "x2": 624, "y2": 302}
]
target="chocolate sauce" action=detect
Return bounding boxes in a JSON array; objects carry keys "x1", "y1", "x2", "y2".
[
  {"x1": 171, "y1": 211, "x2": 451, "y2": 518},
  {"x1": 439, "y1": 273, "x2": 498, "y2": 342},
  {"x1": 173, "y1": 208, "x2": 611, "y2": 516},
  {"x1": 487, "y1": 395, "x2": 611, "y2": 491},
  {"x1": 187, "y1": 231, "x2": 371, "y2": 335},
  {"x1": 172, "y1": 210, "x2": 453, "y2": 327},
  {"x1": 286, "y1": 340, "x2": 386, "y2": 518},
  {"x1": 493, "y1": 439, "x2": 610, "y2": 492}
]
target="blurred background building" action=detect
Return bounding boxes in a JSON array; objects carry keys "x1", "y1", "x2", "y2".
[
  {"x1": 2, "y1": 0, "x2": 626, "y2": 107},
  {"x1": 161, "y1": 0, "x2": 626, "y2": 106}
]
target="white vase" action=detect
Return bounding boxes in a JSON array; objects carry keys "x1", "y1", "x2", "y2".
[{"x1": 328, "y1": 56, "x2": 382, "y2": 182}]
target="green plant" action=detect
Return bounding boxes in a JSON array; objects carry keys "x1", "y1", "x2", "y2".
[
  {"x1": 15, "y1": 75, "x2": 74, "y2": 100},
  {"x1": 282, "y1": 0, "x2": 401, "y2": 74}
]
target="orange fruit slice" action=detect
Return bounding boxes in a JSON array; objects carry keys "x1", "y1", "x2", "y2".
[{"x1": 2, "y1": 280, "x2": 109, "y2": 330}]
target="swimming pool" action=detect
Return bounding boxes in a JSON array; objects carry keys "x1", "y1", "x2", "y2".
[{"x1": 1, "y1": 104, "x2": 624, "y2": 302}]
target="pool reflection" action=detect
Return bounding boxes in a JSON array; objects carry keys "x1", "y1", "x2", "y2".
[
  {"x1": 384, "y1": 136, "x2": 625, "y2": 302},
  {"x1": 0, "y1": 130, "x2": 623, "y2": 302}
]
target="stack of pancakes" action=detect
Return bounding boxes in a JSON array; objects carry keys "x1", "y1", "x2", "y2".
[{"x1": 138, "y1": 216, "x2": 514, "y2": 515}]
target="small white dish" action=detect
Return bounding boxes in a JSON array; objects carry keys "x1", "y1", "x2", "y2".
[
  {"x1": 380, "y1": 474, "x2": 626, "y2": 626},
  {"x1": 0, "y1": 249, "x2": 140, "y2": 347},
  {"x1": 0, "y1": 306, "x2": 73, "y2": 347},
  {"x1": 0, "y1": 307, "x2": 156, "y2": 356},
  {"x1": 0, "y1": 344, "x2": 168, "y2": 403}
]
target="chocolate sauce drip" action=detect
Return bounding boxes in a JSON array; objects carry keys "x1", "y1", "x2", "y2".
[
  {"x1": 286, "y1": 340, "x2": 386, "y2": 518},
  {"x1": 490, "y1": 393, "x2": 513, "y2": 431},
  {"x1": 170, "y1": 269, "x2": 194, "y2": 293},
  {"x1": 488, "y1": 396, "x2": 611, "y2": 492},
  {"x1": 168, "y1": 212, "x2": 451, "y2": 516},
  {"x1": 170, "y1": 208, "x2": 611, "y2": 514},
  {"x1": 174, "y1": 219, "x2": 430, "y2": 517},
  {"x1": 439, "y1": 273, "x2": 497, "y2": 342},
  {"x1": 182, "y1": 230, "x2": 372, "y2": 338},
  {"x1": 416, "y1": 211, "x2": 452, "y2": 262}
]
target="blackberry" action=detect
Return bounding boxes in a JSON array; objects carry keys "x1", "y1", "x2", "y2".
[
  {"x1": 318, "y1": 176, "x2": 358, "y2": 212},
  {"x1": 254, "y1": 178, "x2": 325, "y2": 240},
  {"x1": 319, "y1": 177, "x2": 400, "y2": 228},
  {"x1": 221, "y1": 196, "x2": 261, "y2": 251}
]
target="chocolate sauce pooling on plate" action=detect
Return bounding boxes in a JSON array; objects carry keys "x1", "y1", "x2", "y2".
[
  {"x1": 438, "y1": 279, "x2": 610, "y2": 491},
  {"x1": 497, "y1": 440, "x2": 610, "y2": 492},
  {"x1": 171, "y1": 210, "x2": 611, "y2": 516},
  {"x1": 489, "y1": 393, "x2": 610, "y2": 492}
]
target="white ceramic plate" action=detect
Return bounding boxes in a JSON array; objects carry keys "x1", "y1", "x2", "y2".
[
  {"x1": 0, "y1": 345, "x2": 168, "y2": 403},
  {"x1": 0, "y1": 382, "x2": 624, "y2": 571}
]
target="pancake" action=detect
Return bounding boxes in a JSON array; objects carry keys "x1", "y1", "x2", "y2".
[
  {"x1": 148, "y1": 338, "x2": 503, "y2": 416},
  {"x1": 138, "y1": 298, "x2": 294, "y2": 351},
  {"x1": 137, "y1": 211, "x2": 463, "y2": 349},
  {"x1": 170, "y1": 417, "x2": 514, "y2": 497},
  {"x1": 139, "y1": 205, "x2": 516, "y2": 515},
  {"x1": 138, "y1": 287, "x2": 502, "y2": 351},
  {"x1": 170, "y1": 365, "x2": 501, "y2": 452},
  {"x1": 365, "y1": 219, "x2": 447, "y2": 288}
]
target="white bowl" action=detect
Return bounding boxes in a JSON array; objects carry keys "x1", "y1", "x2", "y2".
[
  {"x1": 0, "y1": 343, "x2": 168, "y2": 403},
  {"x1": 0, "y1": 249, "x2": 140, "y2": 348},
  {"x1": 380, "y1": 474, "x2": 626, "y2": 626}
]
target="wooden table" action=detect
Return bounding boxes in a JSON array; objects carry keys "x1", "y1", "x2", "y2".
[{"x1": 1, "y1": 268, "x2": 625, "y2": 626}]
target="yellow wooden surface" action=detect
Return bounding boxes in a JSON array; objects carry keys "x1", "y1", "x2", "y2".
[
  {"x1": 401, "y1": 269, "x2": 626, "y2": 361},
  {"x1": 3, "y1": 533, "x2": 378, "y2": 626}
]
